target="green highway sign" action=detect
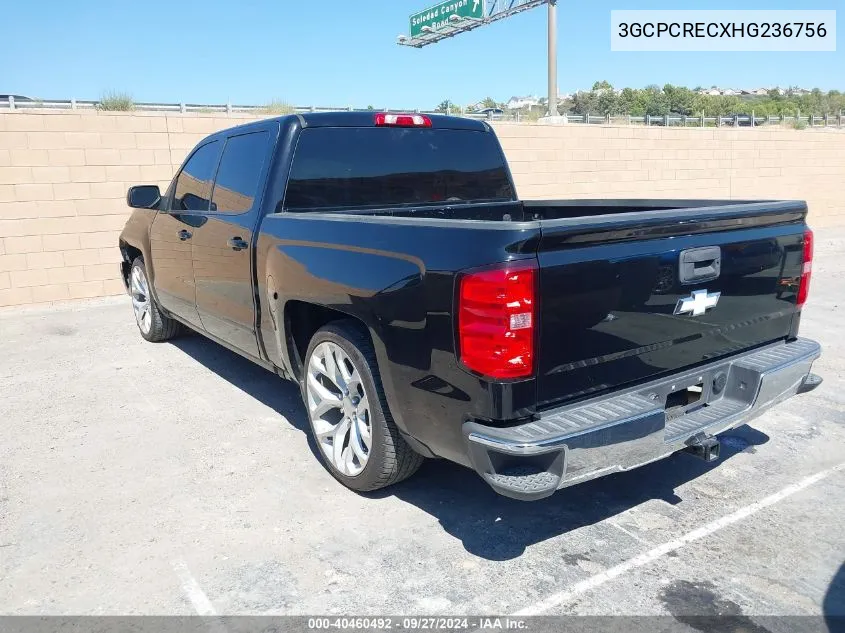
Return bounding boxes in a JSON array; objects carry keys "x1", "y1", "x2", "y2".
[{"x1": 410, "y1": 0, "x2": 485, "y2": 38}]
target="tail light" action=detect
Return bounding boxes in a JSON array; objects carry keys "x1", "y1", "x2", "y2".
[
  {"x1": 458, "y1": 261, "x2": 537, "y2": 380},
  {"x1": 374, "y1": 113, "x2": 432, "y2": 128},
  {"x1": 797, "y1": 228, "x2": 813, "y2": 308}
]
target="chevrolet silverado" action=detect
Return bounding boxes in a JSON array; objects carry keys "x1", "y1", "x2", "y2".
[{"x1": 118, "y1": 112, "x2": 821, "y2": 500}]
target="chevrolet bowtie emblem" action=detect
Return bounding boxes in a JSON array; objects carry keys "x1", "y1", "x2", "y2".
[{"x1": 674, "y1": 289, "x2": 721, "y2": 316}]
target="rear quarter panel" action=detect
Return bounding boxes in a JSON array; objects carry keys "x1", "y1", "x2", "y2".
[{"x1": 256, "y1": 213, "x2": 540, "y2": 464}]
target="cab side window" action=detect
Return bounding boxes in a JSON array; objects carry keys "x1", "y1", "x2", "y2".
[
  {"x1": 210, "y1": 131, "x2": 270, "y2": 214},
  {"x1": 173, "y1": 141, "x2": 221, "y2": 211}
]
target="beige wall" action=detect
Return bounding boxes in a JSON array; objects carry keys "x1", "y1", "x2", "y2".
[
  {"x1": 497, "y1": 123, "x2": 844, "y2": 222},
  {"x1": 0, "y1": 110, "x2": 842, "y2": 307}
]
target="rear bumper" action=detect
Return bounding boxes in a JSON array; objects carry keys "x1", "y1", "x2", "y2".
[{"x1": 463, "y1": 338, "x2": 822, "y2": 501}]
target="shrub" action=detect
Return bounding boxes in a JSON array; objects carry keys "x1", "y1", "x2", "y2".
[
  {"x1": 523, "y1": 108, "x2": 545, "y2": 122},
  {"x1": 98, "y1": 91, "x2": 135, "y2": 111},
  {"x1": 263, "y1": 100, "x2": 296, "y2": 115}
]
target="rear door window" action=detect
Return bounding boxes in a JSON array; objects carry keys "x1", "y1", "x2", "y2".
[
  {"x1": 210, "y1": 131, "x2": 270, "y2": 214},
  {"x1": 283, "y1": 127, "x2": 515, "y2": 211}
]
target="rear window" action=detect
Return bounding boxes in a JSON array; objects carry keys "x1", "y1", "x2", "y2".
[{"x1": 283, "y1": 127, "x2": 515, "y2": 211}]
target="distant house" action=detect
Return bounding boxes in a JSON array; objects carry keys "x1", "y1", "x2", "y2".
[
  {"x1": 506, "y1": 95, "x2": 541, "y2": 110},
  {"x1": 721, "y1": 89, "x2": 740, "y2": 96}
]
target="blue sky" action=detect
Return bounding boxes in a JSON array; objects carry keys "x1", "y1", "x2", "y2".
[{"x1": 0, "y1": 0, "x2": 841, "y2": 108}]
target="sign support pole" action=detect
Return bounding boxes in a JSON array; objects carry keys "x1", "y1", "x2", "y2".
[{"x1": 547, "y1": 0, "x2": 558, "y2": 117}]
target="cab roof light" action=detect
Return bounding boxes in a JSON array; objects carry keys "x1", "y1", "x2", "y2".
[{"x1": 374, "y1": 113, "x2": 432, "y2": 128}]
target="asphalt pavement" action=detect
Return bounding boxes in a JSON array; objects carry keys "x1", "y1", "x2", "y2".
[{"x1": 1, "y1": 229, "x2": 843, "y2": 622}]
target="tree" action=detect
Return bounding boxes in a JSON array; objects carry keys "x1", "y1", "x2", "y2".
[
  {"x1": 550, "y1": 80, "x2": 843, "y2": 119},
  {"x1": 480, "y1": 96, "x2": 498, "y2": 109},
  {"x1": 435, "y1": 100, "x2": 451, "y2": 113},
  {"x1": 597, "y1": 89, "x2": 621, "y2": 115},
  {"x1": 617, "y1": 87, "x2": 637, "y2": 114},
  {"x1": 571, "y1": 90, "x2": 599, "y2": 115},
  {"x1": 643, "y1": 85, "x2": 669, "y2": 116},
  {"x1": 663, "y1": 84, "x2": 696, "y2": 115}
]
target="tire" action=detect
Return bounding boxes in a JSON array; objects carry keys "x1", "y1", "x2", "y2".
[
  {"x1": 302, "y1": 320, "x2": 424, "y2": 492},
  {"x1": 128, "y1": 257, "x2": 182, "y2": 343}
]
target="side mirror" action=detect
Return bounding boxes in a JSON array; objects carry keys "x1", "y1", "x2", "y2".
[{"x1": 127, "y1": 185, "x2": 161, "y2": 209}]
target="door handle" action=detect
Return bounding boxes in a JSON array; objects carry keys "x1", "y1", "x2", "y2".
[
  {"x1": 228, "y1": 237, "x2": 249, "y2": 251},
  {"x1": 178, "y1": 230, "x2": 192, "y2": 241},
  {"x1": 679, "y1": 246, "x2": 721, "y2": 284}
]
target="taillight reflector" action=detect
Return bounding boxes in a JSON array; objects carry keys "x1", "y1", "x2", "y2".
[
  {"x1": 797, "y1": 228, "x2": 813, "y2": 308},
  {"x1": 374, "y1": 113, "x2": 432, "y2": 128},
  {"x1": 458, "y1": 261, "x2": 537, "y2": 380}
]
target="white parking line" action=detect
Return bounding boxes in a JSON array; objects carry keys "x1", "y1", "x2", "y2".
[
  {"x1": 172, "y1": 558, "x2": 217, "y2": 616},
  {"x1": 514, "y1": 462, "x2": 845, "y2": 616}
]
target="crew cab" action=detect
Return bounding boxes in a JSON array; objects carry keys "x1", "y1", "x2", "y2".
[{"x1": 119, "y1": 112, "x2": 821, "y2": 500}]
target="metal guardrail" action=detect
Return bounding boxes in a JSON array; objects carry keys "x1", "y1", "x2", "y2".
[
  {"x1": 567, "y1": 112, "x2": 844, "y2": 128},
  {"x1": 0, "y1": 97, "x2": 842, "y2": 128}
]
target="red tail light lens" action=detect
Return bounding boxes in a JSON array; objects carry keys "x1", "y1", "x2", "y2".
[
  {"x1": 458, "y1": 261, "x2": 537, "y2": 380},
  {"x1": 374, "y1": 113, "x2": 432, "y2": 127},
  {"x1": 797, "y1": 228, "x2": 813, "y2": 308}
]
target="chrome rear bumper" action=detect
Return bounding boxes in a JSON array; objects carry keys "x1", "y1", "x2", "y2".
[{"x1": 464, "y1": 338, "x2": 822, "y2": 501}]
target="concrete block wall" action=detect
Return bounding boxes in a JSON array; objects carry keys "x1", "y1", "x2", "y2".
[
  {"x1": 0, "y1": 109, "x2": 842, "y2": 307},
  {"x1": 0, "y1": 110, "x2": 265, "y2": 306},
  {"x1": 495, "y1": 123, "x2": 844, "y2": 225}
]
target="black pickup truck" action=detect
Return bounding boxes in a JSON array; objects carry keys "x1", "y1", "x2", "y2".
[{"x1": 119, "y1": 112, "x2": 821, "y2": 500}]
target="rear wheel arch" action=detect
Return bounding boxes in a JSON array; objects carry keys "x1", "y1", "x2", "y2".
[{"x1": 284, "y1": 301, "x2": 375, "y2": 383}]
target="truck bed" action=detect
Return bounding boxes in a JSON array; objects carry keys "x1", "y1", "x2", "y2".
[
  {"x1": 264, "y1": 198, "x2": 808, "y2": 417},
  {"x1": 299, "y1": 198, "x2": 799, "y2": 224}
]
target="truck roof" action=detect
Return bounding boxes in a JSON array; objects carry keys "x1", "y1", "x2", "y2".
[
  {"x1": 205, "y1": 111, "x2": 491, "y2": 140},
  {"x1": 298, "y1": 111, "x2": 489, "y2": 131}
]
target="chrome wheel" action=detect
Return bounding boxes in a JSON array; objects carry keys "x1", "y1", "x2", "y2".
[
  {"x1": 306, "y1": 341, "x2": 372, "y2": 477},
  {"x1": 130, "y1": 264, "x2": 152, "y2": 335}
]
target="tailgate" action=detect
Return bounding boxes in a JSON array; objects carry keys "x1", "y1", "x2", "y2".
[{"x1": 535, "y1": 202, "x2": 808, "y2": 409}]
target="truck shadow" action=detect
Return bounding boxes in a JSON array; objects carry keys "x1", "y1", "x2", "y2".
[
  {"x1": 168, "y1": 334, "x2": 323, "y2": 463},
  {"x1": 169, "y1": 333, "x2": 770, "y2": 562},
  {"x1": 369, "y1": 425, "x2": 770, "y2": 560},
  {"x1": 824, "y1": 562, "x2": 845, "y2": 630}
]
